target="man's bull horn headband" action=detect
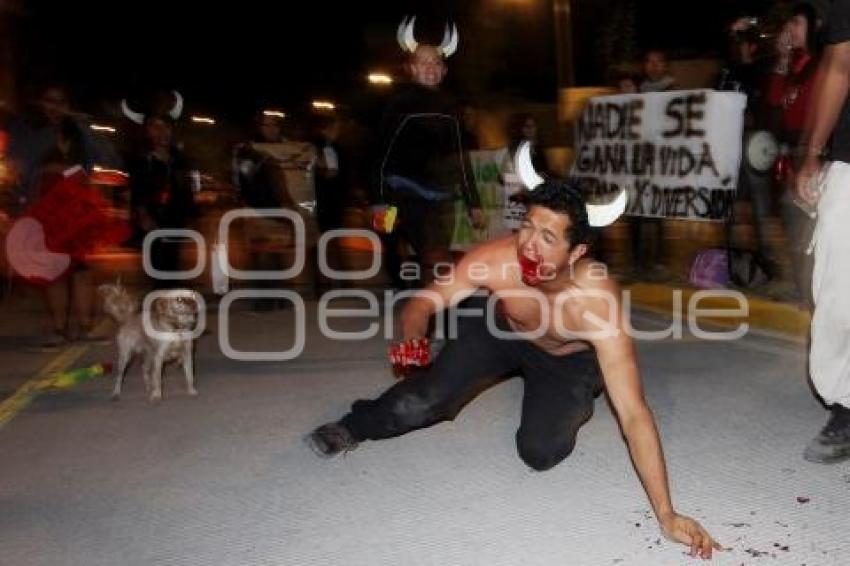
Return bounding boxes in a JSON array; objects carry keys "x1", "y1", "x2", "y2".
[
  {"x1": 397, "y1": 15, "x2": 459, "y2": 58},
  {"x1": 121, "y1": 91, "x2": 184, "y2": 125},
  {"x1": 514, "y1": 141, "x2": 627, "y2": 227}
]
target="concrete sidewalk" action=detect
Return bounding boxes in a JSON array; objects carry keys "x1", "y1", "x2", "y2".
[
  {"x1": 626, "y1": 281, "x2": 811, "y2": 342},
  {"x1": 0, "y1": 298, "x2": 847, "y2": 566}
]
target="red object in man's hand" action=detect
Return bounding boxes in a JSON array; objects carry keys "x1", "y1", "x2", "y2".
[{"x1": 388, "y1": 338, "x2": 431, "y2": 378}]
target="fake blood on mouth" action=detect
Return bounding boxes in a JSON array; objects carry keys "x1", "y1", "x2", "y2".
[{"x1": 519, "y1": 255, "x2": 541, "y2": 285}]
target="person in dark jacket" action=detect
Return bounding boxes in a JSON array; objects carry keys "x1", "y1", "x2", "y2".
[
  {"x1": 375, "y1": 18, "x2": 484, "y2": 287},
  {"x1": 313, "y1": 115, "x2": 348, "y2": 234},
  {"x1": 771, "y1": 2, "x2": 822, "y2": 309},
  {"x1": 126, "y1": 109, "x2": 197, "y2": 289}
]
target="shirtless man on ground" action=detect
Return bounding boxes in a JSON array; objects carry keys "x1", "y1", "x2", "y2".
[{"x1": 307, "y1": 179, "x2": 720, "y2": 559}]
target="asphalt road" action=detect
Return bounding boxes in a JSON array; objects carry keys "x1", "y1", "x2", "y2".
[{"x1": 1, "y1": 296, "x2": 847, "y2": 566}]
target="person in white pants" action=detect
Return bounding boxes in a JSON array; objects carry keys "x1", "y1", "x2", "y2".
[{"x1": 796, "y1": 0, "x2": 850, "y2": 464}]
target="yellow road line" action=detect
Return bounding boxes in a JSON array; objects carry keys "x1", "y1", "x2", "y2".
[
  {"x1": 0, "y1": 317, "x2": 116, "y2": 428},
  {"x1": 0, "y1": 344, "x2": 91, "y2": 428}
]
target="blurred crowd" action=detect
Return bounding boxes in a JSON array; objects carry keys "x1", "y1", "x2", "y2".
[
  {"x1": 612, "y1": 3, "x2": 823, "y2": 306},
  {"x1": 0, "y1": 2, "x2": 829, "y2": 348}
]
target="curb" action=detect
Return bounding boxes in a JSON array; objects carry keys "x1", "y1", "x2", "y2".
[{"x1": 625, "y1": 282, "x2": 811, "y2": 341}]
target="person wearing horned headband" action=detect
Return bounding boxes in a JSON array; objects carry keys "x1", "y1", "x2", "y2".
[
  {"x1": 308, "y1": 144, "x2": 720, "y2": 559},
  {"x1": 373, "y1": 16, "x2": 485, "y2": 288},
  {"x1": 122, "y1": 91, "x2": 197, "y2": 288}
]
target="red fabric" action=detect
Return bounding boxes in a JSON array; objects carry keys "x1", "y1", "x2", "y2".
[
  {"x1": 25, "y1": 170, "x2": 130, "y2": 263},
  {"x1": 767, "y1": 52, "x2": 817, "y2": 135},
  {"x1": 4, "y1": 216, "x2": 72, "y2": 285},
  {"x1": 89, "y1": 169, "x2": 129, "y2": 187}
]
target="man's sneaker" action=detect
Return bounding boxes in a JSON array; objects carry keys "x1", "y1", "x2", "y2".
[
  {"x1": 803, "y1": 405, "x2": 850, "y2": 464},
  {"x1": 305, "y1": 422, "x2": 359, "y2": 457}
]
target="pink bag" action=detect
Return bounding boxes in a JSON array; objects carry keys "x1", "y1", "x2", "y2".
[{"x1": 689, "y1": 249, "x2": 729, "y2": 289}]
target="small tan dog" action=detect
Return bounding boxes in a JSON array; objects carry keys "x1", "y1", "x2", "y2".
[{"x1": 99, "y1": 283, "x2": 200, "y2": 403}]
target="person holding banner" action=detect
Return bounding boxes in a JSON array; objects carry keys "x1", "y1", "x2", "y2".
[
  {"x1": 794, "y1": 0, "x2": 850, "y2": 464},
  {"x1": 499, "y1": 113, "x2": 550, "y2": 232},
  {"x1": 630, "y1": 50, "x2": 674, "y2": 275},
  {"x1": 771, "y1": 3, "x2": 821, "y2": 309},
  {"x1": 309, "y1": 147, "x2": 721, "y2": 559},
  {"x1": 373, "y1": 17, "x2": 484, "y2": 287},
  {"x1": 639, "y1": 49, "x2": 676, "y2": 93},
  {"x1": 233, "y1": 110, "x2": 297, "y2": 311},
  {"x1": 508, "y1": 113, "x2": 550, "y2": 177}
]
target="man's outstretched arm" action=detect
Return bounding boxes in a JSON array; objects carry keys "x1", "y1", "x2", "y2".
[{"x1": 578, "y1": 284, "x2": 721, "y2": 559}]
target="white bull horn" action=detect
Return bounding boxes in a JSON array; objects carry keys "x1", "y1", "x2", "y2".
[
  {"x1": 397, "y1": 15, "x2": 418, "y2": 53},
  {"x1": 586, "y1": 188, "x2": 627, "y2": 227},
  {"x1": 515, "y1": 140, "x2": 626, "y2": 227},
  {"x1": 121, "y1": 99, "x2": 145, "y2": 124},
  {"x1": 396, "y1": 16, "x2": 409, "y2": 51},
  {"x1": 169, "y1": 91, "x2": 183, "y2": 120},
  {"x1": 515, "y1": 141, "x2": 544, "y2": 190},
  {"x1": 438, "y1": 23, "x2": 459, "y2": 58}
]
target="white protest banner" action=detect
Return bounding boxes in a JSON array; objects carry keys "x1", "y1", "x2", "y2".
[
  {"x1": 450, "y1": 149, "x2": 514, "y2": 250},
  {"x1": 253, "y1": 141, "x2": 320, "y2": 245},
  {"x1": 252, "y1": 141, "x2": 317, "y2": 207},
  {"x1": 570, "y1": 90, "x2": 746, "y2": 221},
  {"x1": 495, "y1": 147, "x2": 528, "y2": 232}
]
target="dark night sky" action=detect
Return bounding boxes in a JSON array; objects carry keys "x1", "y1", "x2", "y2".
[
  {"x1": 11, "y1": 0, "x2": 781, "y2": 121},
  {"x1": 16, "y1": 1, "x2": 408, "y2": 112}
]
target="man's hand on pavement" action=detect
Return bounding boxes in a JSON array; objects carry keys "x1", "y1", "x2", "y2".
[{"x1": 660, "y1": 512, "x2": 722, "y2": 560}]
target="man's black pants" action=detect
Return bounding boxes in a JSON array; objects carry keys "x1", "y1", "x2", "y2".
[{"x1": 340, "y1": 296, "x2": 603, "y2": 471}]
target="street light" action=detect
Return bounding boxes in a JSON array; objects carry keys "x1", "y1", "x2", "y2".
[
  {"x1": 311, "y1": 100, "x2": 336, "y2": 111},
  {"x1": 263, "y1": 109, "x2": 286, "y2": 119},
  {"x1": 368, "y1": 72, "x2": 393, "y2": 86},
  {"x1": 90, "y1": 124, "x2": 117, "y2": 134},
  {"x1": 191, "y1": 116, "x2": 216, "y2": 125}
]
